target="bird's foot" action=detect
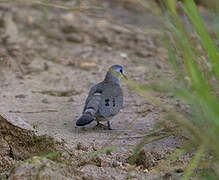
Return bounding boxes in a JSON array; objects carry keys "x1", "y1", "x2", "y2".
[
  {"x1": 96, "y1": 122, "x2": 106, "y2": 129},
  {"x1": 96, "y1": 122, "x2": 112, "y2": 130},
  {"x1": 105, "y1": 121, "x2": 112, "y2": 130}
]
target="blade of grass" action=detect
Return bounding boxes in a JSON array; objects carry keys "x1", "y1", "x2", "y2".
[
  {"x1": 166, "y1": 0, "x2": 219, "y2": 128},
  {"x1": 21, "y1": 152, "x2": 59, "y2": 164},
  {"x1": 182, "y1": 142, "x2": 207, "y2": 180},
  {"x1": 162, "y1": 33, "x2": 185, "y2": 82},
  {"x1": 123, "y1": 77, "x2": 219, "y2": 158},
  {"x1": 41, "y1": 5, "x2": 49, "y2": 21},
  {"x1": 0, "y1": 174, "x2": 7, "y2": 180},
  {"x1": 0, "y1": 0, "x2": 15, "y2": 2},
  {"x1": 88, "y1": 145, "x2": 119, "y2": 158},
  {"x1": 166, "y1": 0, "x2": 185, "y2": 33},
  {"x1": 182, "y1": 0, "x2": 219, "y2": 84}
]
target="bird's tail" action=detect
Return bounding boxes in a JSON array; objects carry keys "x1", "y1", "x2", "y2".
[
  {"x1": 76, "y1": 92, "x2": 101, "y2": 126},
  {"x1": 76, "y1": 112, "x2": 95, "y2": 126}
]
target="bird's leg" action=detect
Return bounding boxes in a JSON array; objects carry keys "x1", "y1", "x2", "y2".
[
  {"x1": 106, "y1": 120, "x2": 112, "y2": 130},
  {"x1": 96, "y1": 119, "x2": 112, "y2": 130},
  {"x1": 96, "y1": 121, "x2": 100, "y2": 126},
  {"x1": 96, "y1": 120, "x2": 104, "y2": 128}
]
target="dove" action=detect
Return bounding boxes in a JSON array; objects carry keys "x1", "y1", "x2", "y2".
[{"x1": 76, "y1": 64, "x2": 126, "y2": 130}]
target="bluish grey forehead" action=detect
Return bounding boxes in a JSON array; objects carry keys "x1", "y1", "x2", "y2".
[{"x1": 111, "y1": 64, "x2": 123, "y2": 71}]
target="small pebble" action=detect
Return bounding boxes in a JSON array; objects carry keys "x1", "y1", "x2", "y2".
[
  {"x1": 42, "y1": 98, "x2": 49, "y2": 104},
  {"x1": 76, "y1": 142, "x2": 88, "y2": 151},
  {"x1": 143, "y1": 169, "x2": 148, "y2": 173},
  {"x1": 112, "y1": 161, "x2": 122, "y2": 167},
  {"x1": 15, "y1": 94, "x2": 26, "y2": 98}
]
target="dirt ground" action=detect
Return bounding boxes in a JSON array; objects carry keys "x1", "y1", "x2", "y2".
[{"x1": 0, "y1": 1, "x2": 186, "y2": 179}]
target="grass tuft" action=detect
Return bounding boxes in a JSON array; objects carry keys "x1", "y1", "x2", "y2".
[{"x1": 125, "y1": 0, "x2": 219, "y2": 179}]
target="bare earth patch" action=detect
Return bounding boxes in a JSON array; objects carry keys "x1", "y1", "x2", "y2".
[{"x1": 0, "y1": 1, "x2": 185, "y2": 179}]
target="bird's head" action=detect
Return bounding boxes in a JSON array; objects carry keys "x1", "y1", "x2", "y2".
[{"x1": 108, "y1": 65, "x2": 127, "y2": 80}]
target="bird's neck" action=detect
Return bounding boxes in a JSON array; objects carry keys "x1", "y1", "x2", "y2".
[{"x1": 104, "y1": 72, "x2": 121, "y2": 86}]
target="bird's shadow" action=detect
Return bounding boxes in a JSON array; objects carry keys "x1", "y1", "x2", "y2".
[{"x1": 73, "y1": 123, "x2": 132, "y2": 134}]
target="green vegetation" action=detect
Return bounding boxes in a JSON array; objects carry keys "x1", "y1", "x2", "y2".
[{"x1": 125, "y1": 0, "x2": 219, "y2": 179}]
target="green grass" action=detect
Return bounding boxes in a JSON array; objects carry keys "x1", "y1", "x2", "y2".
[
  {"x1": 126, "y1": 0, "x2": 219, "y2": 179},
  {"x1": 20, "y1": 152, "x2": 60, "y2": 164}
]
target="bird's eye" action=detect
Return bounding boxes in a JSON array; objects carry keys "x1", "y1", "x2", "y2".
[{"x1": 120, "y1": 69, "x2": 123, "y2": 73}]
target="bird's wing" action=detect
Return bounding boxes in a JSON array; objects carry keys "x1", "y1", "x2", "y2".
[
  {"x1": 99, "y1": 84, "x2": 123, "y2": 118},
  {"x1": 83, "y1": 82, "x2": 103, "y2": 113}
]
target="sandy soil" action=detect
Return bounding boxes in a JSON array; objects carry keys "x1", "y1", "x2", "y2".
[{"x1": 0, "y1": 1, "x2": 185, "y2": 179}]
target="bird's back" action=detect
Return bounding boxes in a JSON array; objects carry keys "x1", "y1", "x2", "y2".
[
  {"x1": 83, "y1": 81, "x2": 123, "y2": 119},
  {"x1": 98, "y1": 82, "x2": 123, "y2": 118}
]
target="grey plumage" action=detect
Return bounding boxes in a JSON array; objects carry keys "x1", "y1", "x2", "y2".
[{"x1": 76, "y1": 65, "x2": 126, "y2": 130}]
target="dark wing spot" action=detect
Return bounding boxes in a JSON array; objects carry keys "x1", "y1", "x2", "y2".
[
  {"x1": 105, "y1": 99, "x2": 109, "y2": 106},
  {"x1": 113, "y1": 98, "x2": 116, "y2": 107}
]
